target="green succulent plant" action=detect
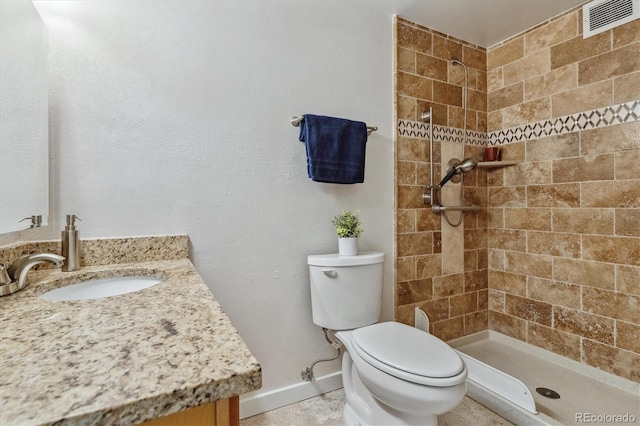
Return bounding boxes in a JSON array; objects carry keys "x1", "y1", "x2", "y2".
[{"x1": 332, "y1": 210, "x2": 364, "y2": 238}]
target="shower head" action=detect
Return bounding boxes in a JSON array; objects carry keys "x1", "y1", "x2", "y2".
[{"x1": 438, "y1": 158, "x2": 477, "y2": 187}]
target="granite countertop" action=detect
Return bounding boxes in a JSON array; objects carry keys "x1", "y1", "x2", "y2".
[{"x1": 0, "y1": 258, "x2": 262, "y2": 425}]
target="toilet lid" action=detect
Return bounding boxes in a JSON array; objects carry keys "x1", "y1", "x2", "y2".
[{"x1": 352, "y1": 322, "x2": 464, "y2": 379}]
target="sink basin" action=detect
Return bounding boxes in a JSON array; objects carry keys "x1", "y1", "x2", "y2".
[{"x1": 40, "y1": 276, "x2": 163, "y2": 301}]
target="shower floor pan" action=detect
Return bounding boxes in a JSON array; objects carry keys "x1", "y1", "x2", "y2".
[{"x1": 449, "y1": 331, "x2": 640, "y2": 426}]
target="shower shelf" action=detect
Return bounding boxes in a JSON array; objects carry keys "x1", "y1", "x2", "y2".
[{"x1": 477, "y1": 161, "x2": 518, "y2": 168}]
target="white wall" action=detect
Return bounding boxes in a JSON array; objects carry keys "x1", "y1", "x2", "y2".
[{"x1": 31, "y1": 0, "x2": 397, "y2": 410}]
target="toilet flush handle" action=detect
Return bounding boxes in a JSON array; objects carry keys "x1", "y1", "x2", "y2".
[{"x1": 322, "y1": 269, "x2": 337, "y2": 278}]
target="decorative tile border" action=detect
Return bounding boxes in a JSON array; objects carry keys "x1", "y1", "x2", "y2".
[
  {"x1": 398, "y1": 100, "x2": 640, "y2": 146},
  {"x1": 398, "y1": 121, "x2": 487, "y2": 146}
]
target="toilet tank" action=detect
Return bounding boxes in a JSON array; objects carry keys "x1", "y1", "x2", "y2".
[{"x1": 308, "y1": 252, "x2": 385, "y2": 330}]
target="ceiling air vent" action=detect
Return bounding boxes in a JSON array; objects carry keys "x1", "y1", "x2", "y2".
[{"x1": 583, "y1": 0, "x2": 639, "y2": 38}]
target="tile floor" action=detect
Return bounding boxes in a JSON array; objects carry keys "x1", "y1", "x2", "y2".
[{"x1": 240, "y1": 389, "x2": 513, "y2": 426}]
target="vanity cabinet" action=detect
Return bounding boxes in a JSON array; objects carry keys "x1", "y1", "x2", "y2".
[{"x1": 140, "y1": 396, "x2": 239, "y2": 426}]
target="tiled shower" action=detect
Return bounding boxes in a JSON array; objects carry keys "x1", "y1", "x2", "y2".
[{"x1": 394, "y1": 4, "x2": 639, "y2": 384}]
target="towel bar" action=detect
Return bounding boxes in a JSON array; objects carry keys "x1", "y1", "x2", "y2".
[{"x1": 291, "y1": 115, "x2": 378, "y2": 137}]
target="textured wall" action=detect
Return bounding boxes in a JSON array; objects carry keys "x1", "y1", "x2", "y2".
[
  {"x1": 486, "y1": 8, "x2": 640, "y2": 382},
  {"x1": 28, "y1": 0, "x2": 395, "y2": 400}
]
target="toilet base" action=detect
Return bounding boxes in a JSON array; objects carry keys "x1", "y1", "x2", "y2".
[{"x1": 341, "y1": 350, "x2": 438, "y2": 426}]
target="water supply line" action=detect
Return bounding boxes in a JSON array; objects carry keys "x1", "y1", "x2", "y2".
[{"x1": 301, "y1": 328, "x2": 342, "y2": 381}]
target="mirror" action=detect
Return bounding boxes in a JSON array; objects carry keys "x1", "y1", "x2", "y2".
[{"x1": 0, "y1": 0, "x2": 49, "y2": 234}]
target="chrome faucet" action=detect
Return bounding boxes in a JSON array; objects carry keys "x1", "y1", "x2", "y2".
[{"x1": 0, "y1": 253, "x2": 65, "y2": 296}]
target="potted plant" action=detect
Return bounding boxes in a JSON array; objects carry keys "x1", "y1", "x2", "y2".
[{"x1": 332, "y1": 210, "x2": 363, "y2": 256}]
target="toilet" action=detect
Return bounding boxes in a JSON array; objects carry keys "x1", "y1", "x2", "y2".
[{"x1": 308, "y1": 252, "x2": 467, "y2": 426}]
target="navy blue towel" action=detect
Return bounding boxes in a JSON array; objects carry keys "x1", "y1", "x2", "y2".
[{"x1": 298, "y1": 114, "x2": 368, "y2": 184}]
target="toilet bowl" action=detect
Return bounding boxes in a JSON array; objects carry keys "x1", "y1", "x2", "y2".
[{"x1": 308, "y1": 252, "x2": 467, "y2": 425}]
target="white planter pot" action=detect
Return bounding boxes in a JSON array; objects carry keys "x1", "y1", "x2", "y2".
[{"x1": 338, "y1": 237, "x2": 358, "y2": 256}]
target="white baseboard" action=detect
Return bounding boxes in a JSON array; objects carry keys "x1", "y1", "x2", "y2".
[{"x1": 239, "y1": 372, "x2": 343, "y2": 419}]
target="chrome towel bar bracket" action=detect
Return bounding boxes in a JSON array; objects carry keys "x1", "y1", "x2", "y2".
[{"x1": 291, "y1": 115, "x2": 378, "y2": 137}]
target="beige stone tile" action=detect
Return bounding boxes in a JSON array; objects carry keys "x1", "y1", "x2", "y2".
[
  {"x1": 616, "y1": 209, "x2": 640, "y2": 237},
  {"x1": 464, "y1": 310, "x2": 488, "y2": 335},
  {"x1": 487, "y1": 67, "x2": 503, "y2": 92},
  {"x1": 554, "y1": 306, "x2": 614, "y2": 344},
  {"x1": 550, "y1": 32, "x2": 611, "y2": 70},
  {"x1": 467, "y1": 88, "x2": 487, "y2": 113},
  {"x1": 526, "y1": 133, "x2": 579, "y2": 161},
  {"x1": 478, "y1": 289, "x2": 489, "y2": 310},
  {"x1": 488, "y1": 82, "x2": 523, "y2": 112},
  {"x1": 397, "y1": 232, "x2": 432, "y2": 256},
  {"x1": 487, "y1": 110, "x2": 503, "y2": 132},
  {"x1": 527, "y1": 323, "x2": 581, "y2": 361},
  {"x1": 489, "y1": 311, "x2": 527, "y2": 340},
  {"x1": 614, "y1": 71, "x2": 640, "y2": 103},
  {"x1": 463, "y1": 45, "x2": 486, "y2": 71},
  {"x1": 582, "y1": 235, "x2": 640, "y2": 266},
  {"x1": 505, "y1": 294, "x2": 552, "y2": 326},
  {"x1": 580, "y1": 121, "x2": 640, "y2": 155},
  {"x1": 578, "y1": 41, "x2": 640, "y2": 86},
  {"x1": 527, "y1": 183, "x2": 580, "y2": 207},
  {"x1": 553, "y1": 257, "x2": 615, "y2": 289},
  {"x1": 504, "y1": 50, "x2": 549, "y2": 86},
  {"x1": 504, "y1": 160, "x2": 552, "y2": 186},
  {"x1": 397, "y1": 136, "x2": 427, "y2": 162},
  {"x1": 500, "y1": 141, "x2": 526, "y2": 162},
  {"x1": 396, "y1": 95, "x2": 416, "y2": 121},
  {"x1": 583, "y1": 287, "x2": 640, "y2": 324},
  {"x1": 416, "y1": 53, "x2": 448, "y2": 81},
  {"x1": 527, "y1": 277, "x2": 580, "y2": 309},
  {"x1": 432, "y1": 34, "x2": 462, "y2": 62},
  {"x1": 488, "y1": 186, "x2": 527, "y2": 207},
  {"x1": 488, "y1": 248, "x2": 505, "y2": 271},
  {"x1": 464, "y1": 228, "x2": 488, "y2": 252},
  {"x1": 553, "y1": 208, "x2": 614, "y2": 235},
  {"x1": 553, "y1": 154, "x2": 614, "y2": 183},
  {"x1": 464, "y1": 250, "x2": 479, "y2": 272},
  {"x1": 551, "y1": 80, "x2": 613, "y2": 118},
  {"x1": 397, "y1": 71, "x2": 432, "y2": 100},
  {"x1": 396, "y1": 304, "x2": 414, "y2": 326},
  {"x1": 416, "y1": 253, "x2": 442, "y2": 278},
  {"x1": 417, "y1": 208, "x2": 441, "y2": 232},
  {"x1": 397, "y1": 185, "x2": 425, "y2": 209},
  {"x1": 616, "y1": 150, "x2": 640, "y2": 180},
  {"x1": 433, "y1": 273, "x2": 464, "y2": 298},
  {"x1": 582, "y1": 180, "x2": 640, "y2": 208},
  {"x1": 505, "y1": 251, "x2": 553, "y2": 279},
  {"x1": 396, "y1": 209, "x2": 415, "y2": 233},
  {"x1": 489, "y1": 289, "x2": 505, "y2": 312},
  {"x1": 502, "y1": 97, "x2": 551, "y2": 129},
  {"x1": 504, "y1": 208, "x2": 551, "y2": 231},
  {"x1": 613, "y1": 18, "x2": 640, "y2": 48},
  {"x1": 464, "y1": 269, "x2": 488, "y2": 292},
  {"x1": 487, "y1": 36, "x2": 523, "y2": 70},
  {"x1": 450, "y1": 292, "x2": 478, "y2": 317},
  {"x1": 487, "y1": 208, "x2": 504, "y2": 229},
  {"x1": 396, "y1": 278, "x2": 433, "y2": 305},
  {"x1": 525, "y1": 12, "x2": 577, "y2": 55},
  {"x1": 617, "y1": 265, "x2": 640, "y2": 296},
  {"x1": 488, "y1": 229, "x2": 526, "y2": 251},
  {"x1": 583, "y1": 338, "x2": 640, "y2": 382},
  {"x1": 617, "y1": 321, "x2": 640, "y2": 354},
  {"x1": 397, "y1": 21, "x2": 432, "y2": 53},
  {"x1": 396, "y1": 256, "x2": 416, "y2": 282},
  {"x1": 417, "y1": 297, "x2": 449, "y2": 322},
  {"x1": 433, "y1": 80, "x2": 462, "y2": 106},
  {"x1": 525, "y1": 63, "x2": 578, "y2": 101},
  {"x1": 397, "y1": 47, "x2": 415, "y2": 73},
  {"x1": 528, "y1": 231, "x2": 581, "y2": 258},
  {"x1": 433, "y1": 316, "x2": 465, "y2": 341},
  {"x1": 397, "y1": 161, "x2": 416, "y2": 185},
  {"x1": 489, "y1": 270, "x2": 526, "y2": 296}
]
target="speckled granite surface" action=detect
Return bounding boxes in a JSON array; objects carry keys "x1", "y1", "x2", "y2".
[{"x1": 0, "y1": 257, "x2": 261, "y2": 425}]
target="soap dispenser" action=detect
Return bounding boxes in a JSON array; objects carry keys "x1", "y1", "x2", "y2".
[{"x1": 61, "y1": 215, "x2": 82, "y2": 272}]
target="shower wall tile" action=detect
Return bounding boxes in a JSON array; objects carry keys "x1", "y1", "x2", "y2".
[
  {"x1": 550, "y1": 32, "x2": 611, "y2": 70},
  {"x1": 397, "y1": 47, "x2": 416, "y2": 73},
  {"x1": 396, "y1": 13, "x2": 640, "y2": 382}
]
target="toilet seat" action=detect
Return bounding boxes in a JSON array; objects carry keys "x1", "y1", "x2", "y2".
[{"x1": 351, "y1": 322, "x2": 467, "y2": 387}]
